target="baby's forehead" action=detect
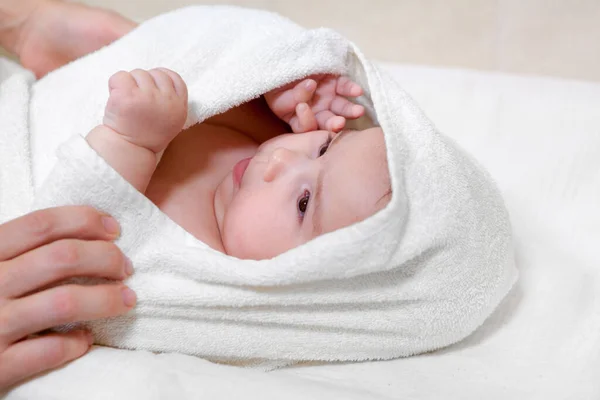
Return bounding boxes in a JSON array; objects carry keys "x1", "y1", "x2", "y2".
[
  {"x1": 340, "y1": 126, "x2": 386, "y2": 162},
  {"x1": 343, "y1": 127, "x2": 388, "y2": 167},
  {"x1": 318, "y1": 126, "x2": 390, "y2": 233},
  {"x1": 349, "y1": 126, "x2": 384, "y2": 143}
]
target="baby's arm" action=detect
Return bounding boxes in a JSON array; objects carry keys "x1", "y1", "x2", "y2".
[{"x1": 86, "y1": 68, "x2": 188, "y2": 192}]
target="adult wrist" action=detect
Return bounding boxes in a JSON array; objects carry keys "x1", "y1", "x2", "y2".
[{"x1": 0, "y1": 0, "x2": 47, "y2": 56}]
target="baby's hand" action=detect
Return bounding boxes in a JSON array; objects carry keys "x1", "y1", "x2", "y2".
[
  {"x1": 264, "y1": 74, "x2": 365, "y2": 133},
  {"x1": 103, "y1": 68, "x2": 188, "y2": 153}
]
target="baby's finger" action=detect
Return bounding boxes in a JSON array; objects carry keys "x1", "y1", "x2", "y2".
[
  {"x1": 330, "y1": 97, "x2": 365, "y2": 119},
  {"x1": 289, "y1": 103, "x2": 318, "y2": 133},
  {"x1": 327, "y1": 116, "x2": 346, "y2": 132},
  {"x1": 148, "y1": 69, "x2": 176, "y2": 94},
  {"x1": 315, "y1": 110, "x2": 346, "y2": 133},
  {"x1": 0, "y1": 330, "x2": 92, "y2": 389},
  {"x1": 265, "y1": 79, "x2": 316, "y2": 119},
  {"x1": 336, "y1": 76, "x2": 363, "y2": 97},
  {"x1": 295, "y1": 79, "x2": 317, "y2": 103},
  {"x1": 0, "y1": 283, "x2": 136, "y2": 344},
  {"x1": 108, "y1": 71, "x2": 137, "y2": 92},
  {"x1": 156, "y1": 68, "x2": 188, "y2": 100},
  {"x1": 129, "y1": 69, "x2": 156, "y2": 90}
]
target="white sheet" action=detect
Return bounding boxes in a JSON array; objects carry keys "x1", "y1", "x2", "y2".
[{"x1": 6, "y1": 64, "x2": 599, "y2": 400}]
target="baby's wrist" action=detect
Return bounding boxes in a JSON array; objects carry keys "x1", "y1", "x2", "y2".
[
  {"x1": 89, "y1": 124, "x2": 159, "y2": 158},
  {"x1": 86, "y1": 125, "x2": 159, "y2": 192},
  {"x1": 102, "y1": 113, "x2": 172, "y2": 155},
  {"x1": 99, "y1": 124, "x2": 159, "y2": 154}
]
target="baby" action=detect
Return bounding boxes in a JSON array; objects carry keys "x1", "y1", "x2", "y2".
[{"x1": 86, "y1": 68, "x2": 391, "y2": 260}]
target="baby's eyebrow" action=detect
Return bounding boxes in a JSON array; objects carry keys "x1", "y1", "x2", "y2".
[{"x1": 328, "y1": 128, "x2": 353, "y2": 152}]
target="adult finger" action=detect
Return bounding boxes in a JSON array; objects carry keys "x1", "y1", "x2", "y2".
[
  {"x1": 0, "y1": 283, "x2": 136, "y2": 344},
  {"x1": 0, "y1": 330, "x2": 92, "y2": 389},
  {"x1": 0, "y1": 206, "x2": 120, "y2": 262},
  {"x1": 0, "y1": 240, "x2": 132, "y2": 299}
]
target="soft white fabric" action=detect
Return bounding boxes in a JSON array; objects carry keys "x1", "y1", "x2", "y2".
[
  {"x1": 6, "y1": 64, "x2": 599, "y2": 400},
  {"x1": 0, "y1": 59, "x2": 34, "y2": 224},
  {"x1": 1, "y1": 5, "x2": 514, "y2": 366}
]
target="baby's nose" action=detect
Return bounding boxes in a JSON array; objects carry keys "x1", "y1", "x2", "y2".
[{"x1": 263, "y1": 148, "x2": 300, "y2": 182}]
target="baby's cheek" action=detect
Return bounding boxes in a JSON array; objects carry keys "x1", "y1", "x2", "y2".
[{"x1": 223, "y1": 198, "x2": 294, "y2": 260}]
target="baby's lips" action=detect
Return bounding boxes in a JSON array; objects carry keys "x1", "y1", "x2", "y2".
[{"x1": 232, "y1": 157, "x2": 252, "y2": 188}]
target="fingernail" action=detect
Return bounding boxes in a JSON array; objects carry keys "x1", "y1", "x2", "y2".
[
  {"x1": 124, "y1": 257, "x2": 134, "y2": 276},
  {"x1": 297, "y1": 103, "x2": 307, "y2": 112},
  {"x1": 121, "y1": 286, "x2": 137, "y2": 307},
  {"x1": 102, "y1": 216, "x2": 120, "y2": 236},
  {"x1": 85, "y1": 331, "x2": 94, "y2": 346},
  {"x1": 304, "y1": 80, "x2": 315, "y2": 90}
]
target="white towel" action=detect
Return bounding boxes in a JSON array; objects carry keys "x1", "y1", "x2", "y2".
[
  {"x1": 0, "y1": 58, "x2": 34, "y2": 224},
  {"x1": 1, "y1": 6, "x2": 516, "y2": 364}
]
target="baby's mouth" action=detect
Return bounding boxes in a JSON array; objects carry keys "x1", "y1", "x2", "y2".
[{"x1": 232, "y1": 150, "x2": 270, "y2": 189}]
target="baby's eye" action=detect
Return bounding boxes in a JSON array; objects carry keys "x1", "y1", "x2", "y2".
[
  {"x1": 318, "y1": 140, "x2": 331, "y2": 157},
  {"x1": 318, "y1": 135, "x2": 333, "y2": 157},
  {"x1": 298, "y1": 190, "x2": 310, "y2": 218}
]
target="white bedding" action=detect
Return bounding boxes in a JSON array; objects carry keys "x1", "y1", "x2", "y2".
[{"x1": 6, "y1": 64, "x2": 599, "y2": 400}]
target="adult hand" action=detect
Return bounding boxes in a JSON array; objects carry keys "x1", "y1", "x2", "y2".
[
  {"x1": 16, "y1": 0, "x2": 137, "y2": 78},
  {"x1": 0, "y1": 206, "x2": 136, "y2": 390}
]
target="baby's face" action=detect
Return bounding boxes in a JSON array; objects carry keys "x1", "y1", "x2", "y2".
[{"x1": 215, "y1": 127, "x2": 391, "y2": 260}]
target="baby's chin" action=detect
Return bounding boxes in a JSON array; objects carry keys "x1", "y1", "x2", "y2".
[{"x1": 220, "y1": 238, "x2": 278, "y2": 261}]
